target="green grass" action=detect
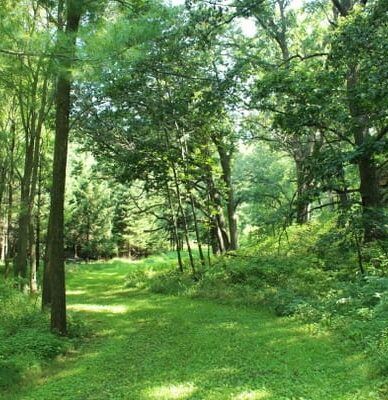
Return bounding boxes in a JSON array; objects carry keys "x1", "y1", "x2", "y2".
[
  {"x1": 3, "y1": 258, "x2": 386, "y2": 400},
  {"x1": 125, "y1": 228, "x2": 388, "y2": 381}
]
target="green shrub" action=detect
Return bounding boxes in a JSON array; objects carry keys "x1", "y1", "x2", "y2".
[
  {"x1": 0, "y1": 360, "x2": 21, "y2": 389},
  {"x1": 125, "y1": 269, "x2": 149, "y2": 289},
  {"x1": 368, "y1": 327, "x2": 388, "y2": 376},
  {"x1": 67, "y1": 313, "x2": 93, "y2": 339},
  {"x1": 0, "y1": 281, "x2": 68, "y2": 391}
]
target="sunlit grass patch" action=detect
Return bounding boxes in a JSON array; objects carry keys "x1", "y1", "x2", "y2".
[
  {"x1": 233, "y1": 389, "x2": 270, "y2": 400},
  {"x1": 66, "y1": 290, "x2": 86, "y2": 295},
  {"x1": 67, "y1": 304, "x2": 128, "y2": 314},
  {"x1": 145, "y1": 383, "x2": 196, "y2": 399}
]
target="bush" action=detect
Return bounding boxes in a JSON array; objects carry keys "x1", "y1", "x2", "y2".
[
  {"x1": 0, "y1": 281, "x2": 68, "y2": 390},
  {"x1": 369, "y1": 327, "x2": 388, "y2": 376},
  {"x1": 125, "y1": 269, "x2": 150, "y2": 289}
]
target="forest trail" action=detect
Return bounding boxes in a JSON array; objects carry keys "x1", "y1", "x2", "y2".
[{"x1": 7, "y1": 261, "x2": 381, "y2": 400}]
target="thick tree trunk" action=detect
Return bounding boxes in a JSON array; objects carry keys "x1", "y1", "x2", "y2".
[
  {"x1": 347, "y1": 66, "x2": 382, "y2": 241},
  {"x1": 47, "y1": 75, "x2": 70, "y2": 334},
  {"x1": 357, "y1": 150, "x2": 381, "y2": 241},
  {"x1": 47, "y1": 0, "x2": 82, "y2": 335}
]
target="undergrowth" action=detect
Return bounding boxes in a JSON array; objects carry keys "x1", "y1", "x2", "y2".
[
  {"x1": 0, "y1": 280, "x2": 88, "y2": 391},
  {"x1": 124, "y1": 220, "x2": 388, "y2": 379}
]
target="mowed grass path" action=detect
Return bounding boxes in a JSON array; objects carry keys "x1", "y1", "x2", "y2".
[{"x1": 6, "y1": 260, "x2": 383, "y2": 400}]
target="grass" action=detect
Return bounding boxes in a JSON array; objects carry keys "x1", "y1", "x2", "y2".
[
  {"x1": 3, "y1": 258, "x2": 386, "y2": 400},
  {"x1": 125, "y1": 225, "x2": 388, "y2": 382}
]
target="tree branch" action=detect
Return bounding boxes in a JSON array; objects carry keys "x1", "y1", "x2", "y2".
[{"x1": 279, "y1": 52, "x2": 329, "y2": 66}]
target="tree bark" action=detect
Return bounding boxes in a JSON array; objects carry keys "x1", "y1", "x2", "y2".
[
  {"x1": 4, "y1": 124, "x2": 16, "y2": 278},
  {"x1": 14, "y1": 132, "x2": 37, "y2": 285},
  {"x1": 189, "y1": 193, "x2": 206, "y2": 266},
  {"x1": 14, "y1": 53, "x2": 50, "y2": 287},
  {"x1": 347, "y1": 65, "x2": 382, "y2": 241},
  {"x1": 216, "y1": 141, "x2": 238, "y2": 250},
  {"x1": 205, "y1": 170, "x2": 229, "y2": 253},
  {"x1": 165, "y1": 181, "x2": 184, "y2": 272},
  {"x1": 170, "y1": 163, "x2": 196, "y2": 276},
  {"x1": 29, "y1": 221, "x2": 37, "y2": 293},
  {"x1": 35, "y1": 154, "x2": 43, "y2": 286},
  {"x1": 295, "y1": 159, "x2": 310, "y2": 224},
  {"x1": 47, "y1": 0, "x2": 82, "y2": 335},
  {"x1": 42, "y1": 223, "x2": 52, "y2": 309}
]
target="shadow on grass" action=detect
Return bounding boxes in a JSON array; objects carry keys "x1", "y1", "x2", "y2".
[{"x1": 6, "y1": 260, "x2": 383, "y2": 400}]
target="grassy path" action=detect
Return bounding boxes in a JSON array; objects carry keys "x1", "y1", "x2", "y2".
[{"x1": 7, "y1": 261, "x2": 382, "y2": 400}]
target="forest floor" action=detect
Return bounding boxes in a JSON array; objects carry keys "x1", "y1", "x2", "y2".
[{"x1": 5, "y1": 260, "x2": 383, "y2": 400}]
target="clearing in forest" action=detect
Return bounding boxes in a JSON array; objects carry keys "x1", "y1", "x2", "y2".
[{"x1": 6, "y1": 260, "x2": 383, "y2": 400}]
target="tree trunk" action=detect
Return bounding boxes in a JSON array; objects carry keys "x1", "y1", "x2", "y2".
[
  {"x1": 171, "y1": 163, "x2": 196, "y2": 276},
  {"x1": 4, "y1": 125, "x2": 16, "y2": 279},
  {"x1": 35, "y1": 155, "x2": 42, "y2": 285},
  {"x1": 5, "y1": 185, "x2": 14, "y2": 279},
  {"x1": 165, "y1": 181, "x2": 184, "y2": 272},
  {"x1": 47, "y1": 0, "x2": 82, "y2": 335},
  {"x1": 295, "y1": 158, "x2": 310, "y2": 224},
  {"x1": 189, "y1": 193, "x2": 205, "y2": 266},
  {"x1": 347, "y1": 66, "x2": 382, "y2": 241},
  {"x1": 216, "y1": 142, "x2": 238, "y2": 250},
  {"x1": 1, "y1": 214, "x2": 6, "y2": 264},
  {"x1": 42, "y1": 223, "x2": 52, "y2": 309},
  {"x1": 206, "y1": 173, "x2": 229, "y2": 253},
  {"x1": 0, "y1": 166, "x2": 6, "y2": 262},
  {"x1": 14, "y1": 131, "x2": 38, "y2": 283},
  {"x1": 29, "y1": 221, "x2": 37, "y2": 293},
  {"x1": 178, "y1": 134, "x2": 206, "y2": 265}
]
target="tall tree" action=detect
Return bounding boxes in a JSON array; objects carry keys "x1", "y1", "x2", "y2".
[{"x1": 46, "y1": 0, "x2": 83, "y2": 334}]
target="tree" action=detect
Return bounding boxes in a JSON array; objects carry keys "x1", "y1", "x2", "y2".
[
  {"x1": 45, "y1": 0, "x2": 83, "y2": 334},
  {"x1": 330, "y1": 0, "x2": 387, "y2": 240}
]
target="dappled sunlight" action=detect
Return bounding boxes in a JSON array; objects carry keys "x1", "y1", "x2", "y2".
[
  {"x1": 67, "y1": 303, "x2": 128, "y2": 314},
  {"x1": 217, "y1": 321, "x2": 239, "y2": 330},
  {"x1": 43, "y1": 365, "x2": 82, "y2": 381},
  {"x1": 66, "y1": 289, "x2": 86, "y2": 295},
  {"x1": 145, "y1": 383, "x2": 197, "y2": 399},
  {"x1": 205, "y1": 366, "x2": 239, "y2": 380},
  {"x1": 8, "y1": 260, "x2": 382, "y2": 400},
  {"x1": 233, "y1": 389, "x2": 270, "y2": 400}
]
